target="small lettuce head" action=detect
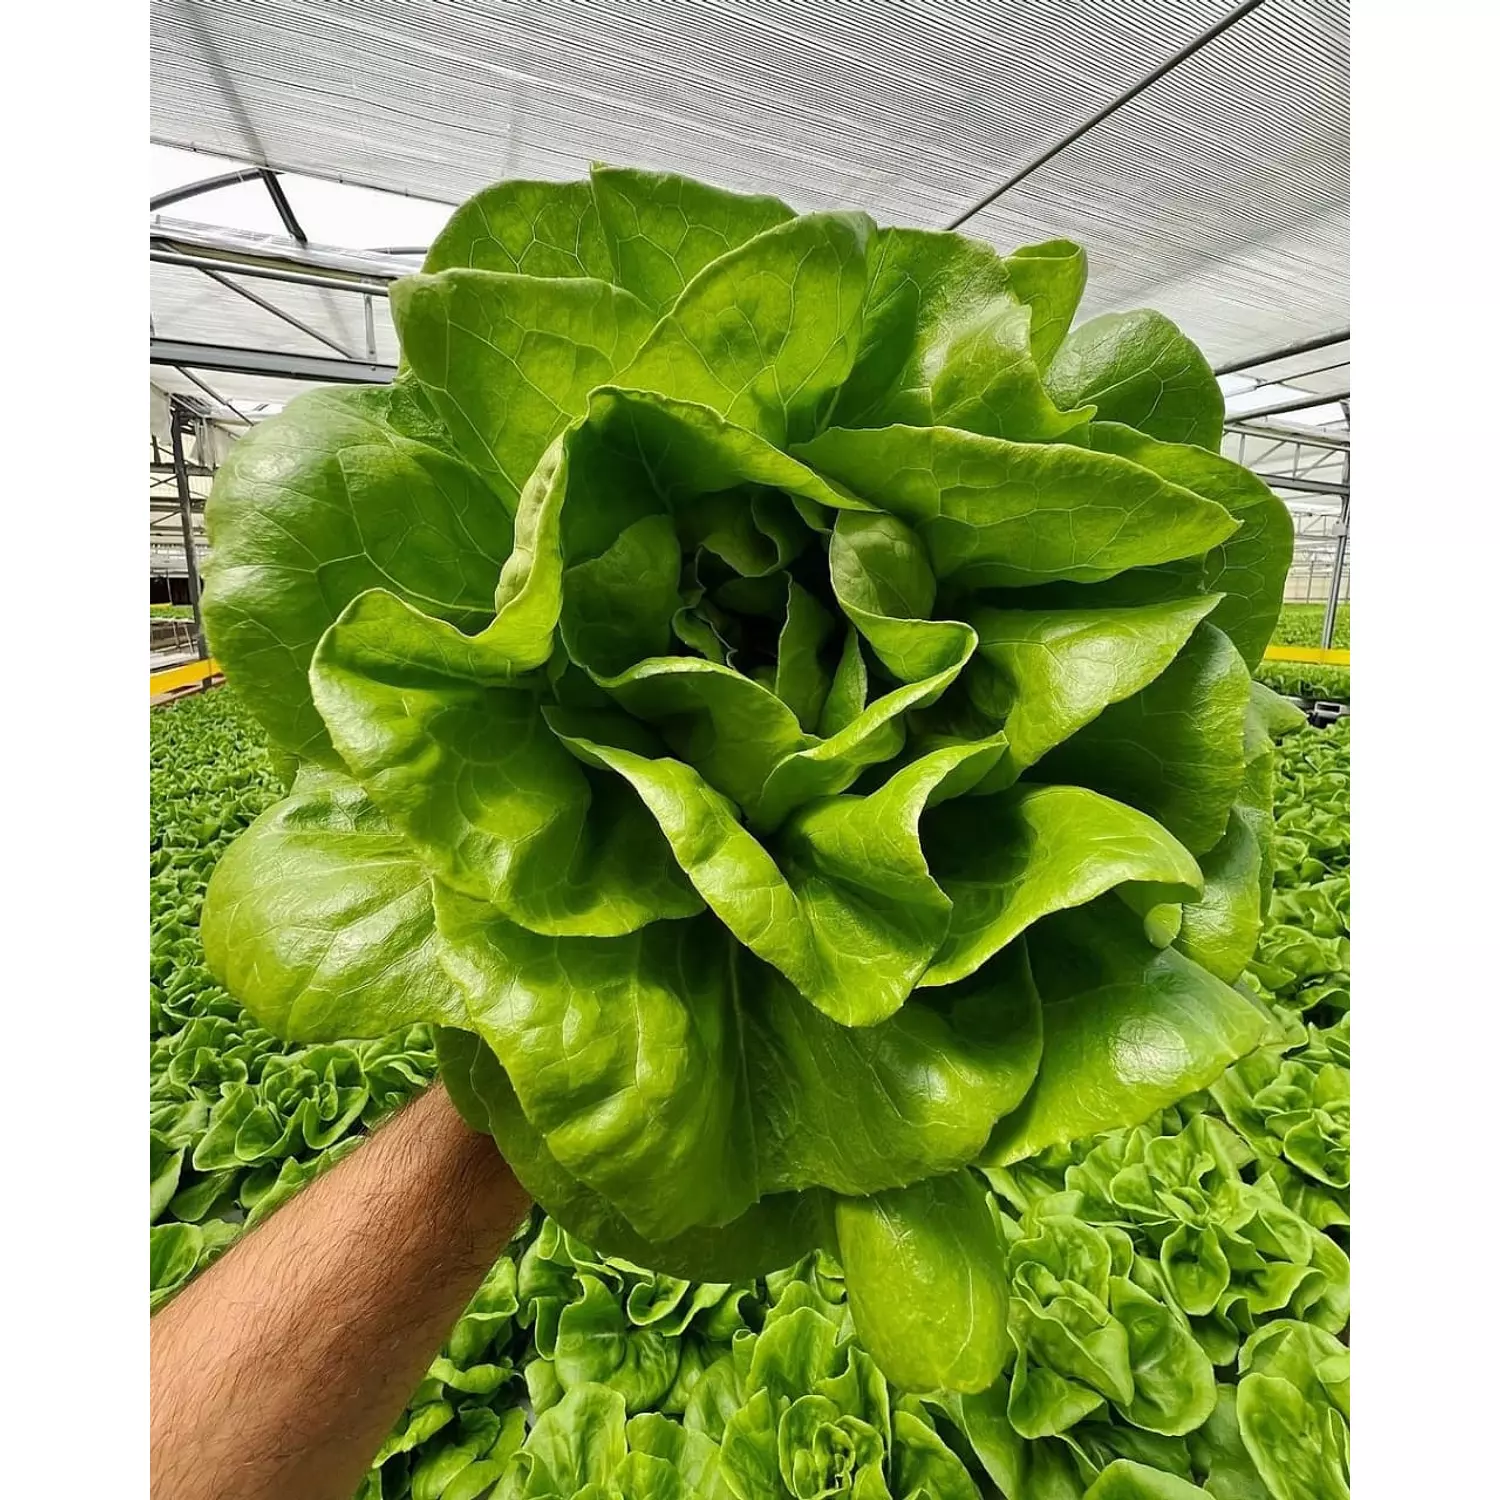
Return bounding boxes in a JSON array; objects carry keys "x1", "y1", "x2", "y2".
[{"x1": 200, "y1": 167, "x2": 1294, "y2": 1391}]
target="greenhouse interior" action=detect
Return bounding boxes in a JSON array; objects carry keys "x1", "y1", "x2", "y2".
[{"x1": 149, "y1": 4, "x2": 1351, "y2": 1499}]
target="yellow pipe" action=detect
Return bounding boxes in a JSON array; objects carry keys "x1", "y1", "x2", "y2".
[
  {"x1": 150, "y1": 657, "x2": 222, "y2": 696},
  {"x1": 1261, "y1": 645, "x2": 1350, "y2": 666}
]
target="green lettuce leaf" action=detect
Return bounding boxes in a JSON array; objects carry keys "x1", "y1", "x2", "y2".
[
  {"x1": 1046, "y1": 312, "x2": 1225, "y2": 451},
  {"x1": 1077, "y1": 427, "x2": 1293, "y2": 667},
  {"x1": 392, "y1": 270, "x2": 656, "y2": 512},
  {"x1": 792, "y1": 425, "x2": 1239, "y2": 590},
  {"x1": 1033, "y1": 624, "x2": 1250, "y2": 855},
  {"x1": 423, "y1": 178, "x2": 614, "y2": 279},
  {"x1": 981, "y1": 905, "x2": 1269, "y2": 1166},
  {"x1": 835, "y1": 1169, "x2": 1010, "y2": 1394},
  {"x1": 200, "y1": 770, "x2": 468, "y2": 1040},
  {"x1": 590, "y1": 165, "x2": 794, "y2": 319},
  {"x1": 437, "y1": 900, "x2": 1045, "y2": 1242},
  {"x1": 829, "y1": 227, "x2": 1091, "y2": 440},
  {"x1": 201, "y1": 381, "x2": 513, "y2": 763}
]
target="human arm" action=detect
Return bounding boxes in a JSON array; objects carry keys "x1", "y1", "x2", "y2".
[{"x1": 150, "y1": 1081, "x2": 531, "y2": 1500}]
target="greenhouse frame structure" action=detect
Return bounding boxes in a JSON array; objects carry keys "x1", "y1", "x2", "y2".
[{"x1": 148, "y1": 0, "x2": 1350, "y2": 672}]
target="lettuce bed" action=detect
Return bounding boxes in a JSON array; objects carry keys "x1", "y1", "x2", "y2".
[
  {"x1": 1268, "y1": 603, "x2": 1349, "y2": 652},
  {"x1": 1253, "y1": 661, "x2": 1350, "y2": 706},
  {"x1": 1253, "y1": 604, "x2": 1350, "y2": 705},
  {"x1": 195, "y1": 168, "x2": 1299, "y2": 1392},
  {"x1": 151, "y1": 690, "x2": 438, "y2": 1305},
  {"x1": 150, "y1": 693, "x2": 1350, "y2": 1499}
]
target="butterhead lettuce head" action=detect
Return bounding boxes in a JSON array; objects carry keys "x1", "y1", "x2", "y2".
[{"x1": 200, "y1": 167, "x2": 1296, "y2": 1393}]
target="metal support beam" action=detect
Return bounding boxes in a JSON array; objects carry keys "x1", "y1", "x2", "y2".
[
  {"x1": 1253, "y1": 473, "x2": 1350, "y2": 496},
  {"x1": 1226, "y1": 420, "x2": 1348, "y2": 452},
  {"x1": 150, "y1": 461, "x2": 215, "y2": 478},
  {"x1": 151, "y1": 338, "x2": 397, "y2": 384},
  {"x1": 173, "y1": 366, "x2": 251, "y2": 424},
  {"x1": 151, "y1": 168, "x2": 265, "y2": 212},
  {"x1": 1249, "y1": 438, "x2": 1290, "y2": 464},
  {"x1": 1233, "y1": 390, "x2": 1350, "y2": 421},
  {"x1": 1236, "y1": 356, "x2": 1350, "y2": 391},
  {"x1": 944, "y1": 0, "x2": 1266, "y2": 229},
  {"x1": 153, "y1": 220, "x2": 413, "y2": 277},
  {"x1": 196, "y1": 264, "x2": 360, "y2": 360},
  {"x1": 1300, "y1": 449, "x2": 1348, "y2": 478},
  {"x1": 1321, "y1": 411, "x2": 1352, "y2": 649},
  {"x1": 151, "y1": 248, "x2": 390, "y2": 297},
  {"x1": 1322, "y1": 498, "x2": 1351, "y2": 645},
  {"x1": 364, "y1": 295, "x2": 378, "y2": 361},
  {"x1": 259, "y1": 170, "x2": 308, "y2": 244},
  {"x1": 169, "y1": 403, "x2": 209, "y2": 659},
  {"x1": 1213, "y1": 329, "x2": 1350, "y2": 377}
]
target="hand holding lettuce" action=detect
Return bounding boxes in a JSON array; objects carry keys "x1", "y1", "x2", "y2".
[{"x1": 199, "y1": 166, "x2": 1296, "y2": 1392}]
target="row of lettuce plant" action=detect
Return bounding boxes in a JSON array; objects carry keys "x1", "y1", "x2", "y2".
[
  {"x1": 150, "y1": 689, "x2": 1348, "y2": 1499},
  {"x1": 1265, "y1": 605, "x2": 1348, "y2": 652},
  {"x1": 1251, "y1": 662, "x2": 1349, "y2": 707}
]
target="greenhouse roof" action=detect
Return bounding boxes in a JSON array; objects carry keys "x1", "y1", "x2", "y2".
[{"x1": 150, "y1": 0, "x2": 1347, "y2": 427}]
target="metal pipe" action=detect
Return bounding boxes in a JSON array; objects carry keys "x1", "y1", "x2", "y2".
[
  {"x1": 259, "y1": 170, "x2": 308, "y2": 244},
  {"x1": 151, "y1": 168, "x2": 266, "y2": 212},
  {"x1": 151, "y1": 248, "x2": 391, "y2": 296},
  {"x1": 1233, "y1": 389, "x2": 1350, "y2": 421},
  {"x1": 169, "y1": 403, "x2": 209, "y2": 659},
  {"x1": 151, "y1": 337, "x2": 397, "y2": 385},
  {"x1": 196, "y1": 265, "x2": 361, "y2": 360},
  {"x1": 364, "y1": 295, "x2": 378, "y2": 361},
  {"x1": 944, "y1": 0, "x2": 1267, "y2": 230},
  {"x1": 1213, "y1": 329, "x2": 1350, "y2": 377},
  {"x1": 1321, "y1": 497, "x2": 1350, "y2": 645},
  {"x1": 1237, "y1": 356, "x2": 1350, "y2": 391}
]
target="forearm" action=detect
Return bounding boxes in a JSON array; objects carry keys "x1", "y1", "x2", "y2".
[{"x1": 150, "y1": 1082, "x2": 530, "y2": 1500}]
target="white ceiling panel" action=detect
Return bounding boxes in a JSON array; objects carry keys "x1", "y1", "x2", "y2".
[{"x1": 151, "y1": 0, "x2": 1347, "y2": 371}]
